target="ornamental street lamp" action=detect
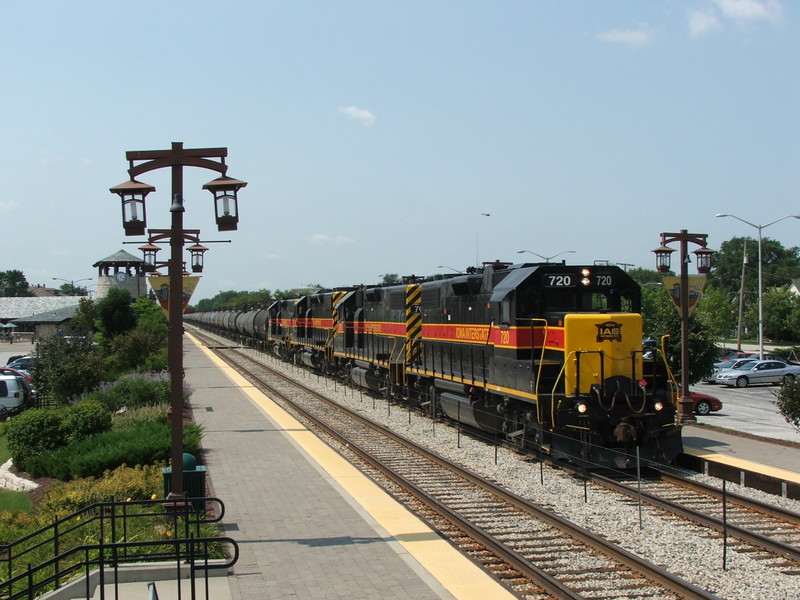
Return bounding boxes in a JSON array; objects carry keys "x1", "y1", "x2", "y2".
[
  {"x1": 110, "y1": 142, "x2": 246, "y2": 502},
  {"x1": 517, "y1": 249, "x2": 576, "y2": 263},
  {"x1": 652, "y1": 230, "x2": 714, "y2": 425},
  {"x1": 138, "y1": 231, "x2": 211, "y2": 274},
  {"x1": 715, "y1": 214, "x2": 800, "y2": 361}
]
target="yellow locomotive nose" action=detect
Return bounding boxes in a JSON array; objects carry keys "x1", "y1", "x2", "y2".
[{"x1": 563, "y1": 313, "x2": 644, "y2": 395}]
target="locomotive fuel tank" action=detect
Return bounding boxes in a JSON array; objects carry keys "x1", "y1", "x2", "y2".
[{"x1": 439, "y1": 392, "x2": 504, "y2": 433}]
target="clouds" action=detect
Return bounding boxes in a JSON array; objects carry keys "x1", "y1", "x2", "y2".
[
  {"x1": 713, "y1": 0, "x2": 784, "y2": 23},
  {"x1": 688, "y1": 10, "x2": 723, "y2": 37},
  {"x1": 596, "y1": 0, "x2": 785, "y2": 44},
  {"x1": 338, "y1": 105, "x2": 377, "y2": 127},
  {"x1": 690, "y1": 0, "x2": 784, "y2": 37},
  {"x1": 307, "y1": 234, "x2": 356, "y2": 245},
  {"x1": 596, "y1": 25, "x2": 654, "y2": 46}
]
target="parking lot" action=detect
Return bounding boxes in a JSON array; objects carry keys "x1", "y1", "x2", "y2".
[{"x1": 692, "y1": 380, "x2": 800, "y2": 443}]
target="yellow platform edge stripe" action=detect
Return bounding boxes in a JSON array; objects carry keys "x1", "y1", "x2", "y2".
[
  {"x1": 187, "y1": 334, "x2": 516, "y2": 600},
  {"x1": 683, "y1": 445, "x2": 800, "y2": 485}
]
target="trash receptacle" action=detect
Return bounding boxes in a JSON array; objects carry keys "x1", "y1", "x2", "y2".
[{"x1": 162, "y1": 453, "x2": 207, "y2": 512}]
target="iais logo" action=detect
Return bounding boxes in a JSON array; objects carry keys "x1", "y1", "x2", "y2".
[{"x1": 596, "y1": 320, "x2": 623, "y2": 343}]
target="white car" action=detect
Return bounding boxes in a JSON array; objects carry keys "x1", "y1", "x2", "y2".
[
  {"x1": 715, "y1": 360, "x2": 800, "y2": 388},
  {"x1": 0, "y1": 374, "x2": 35, "y2": 416},
  {"x1": 703, "y1": 358, "x2": 758, "y2": 383}
]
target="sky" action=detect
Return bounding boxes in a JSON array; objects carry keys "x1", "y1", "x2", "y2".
[{"x1": 1, "y1": 1, "x2": 798, "y2": 301}]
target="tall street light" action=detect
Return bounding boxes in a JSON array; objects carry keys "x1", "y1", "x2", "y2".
[
  {"x1": 51, "y1": 277, "x2": 92, "y2": 296},
  {"x1": 110, "y1": 142, "x2": 246, "y2": 502},
  {"x1": 517, "y1": 249, "x2": 576, "y2": 263},
  {"x1": 716, "y1": 213, "x2": 800, "y2": 360},
  {"x1": 653, "y1": 231, "x2": 714, "y2": 425}
]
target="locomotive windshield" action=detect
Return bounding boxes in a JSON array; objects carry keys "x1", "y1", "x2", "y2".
[{"x1": 515, "y1": 266, "x2": 641, "y2": 318}]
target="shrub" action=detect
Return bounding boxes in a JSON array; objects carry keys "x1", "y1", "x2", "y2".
[
  {"x1": 82, "y1": 375, "x2": 171, "y2": 413},
  {"x1": 23, "y1": 422, "x2": 203, "y2": 480},
  {"x1": 112, "y1": 405, "x2": 170, "y2": 430},
  {"x1": 106, "y1": 329, "x2": 167, "y2": 376},
  {"x1": 34, "y1": 335, "x2": 105, "y2": 402},
  {"x1": 62, "y1": 399, "x2": 112, "y2": 444},
  {"x1": 38, "y1": 463, "x2": 164, "y2": 517},
  {"x1": 6, "y1": 410, "x2": 64, "y2": 471},
  {"x1": 773, "y1": 378, "x2": 800, "y2": 432}
]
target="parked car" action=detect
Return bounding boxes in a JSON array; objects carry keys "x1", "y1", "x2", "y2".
[
  {"x1": 5, "y1": 354, "x2": 26, "y2": 366},
  {"x1": 703, "y1": 358, "x2": 758, "y2": 383},
  {"x1": 0, "y1": 374, "x2": 35, "y2": 416},
  {"x1": 686, "y1": 391, "x2": 723, "y2": 415},
  {"x1": 716, "y1": 350, "x2": 756, "y2": 362},
  {"x1": 7, "y1": 355, "x2": 34, "y2": 371},
  {"x1": 715, "y1": 360, "x2": 800, "y2": 388},
  {"x1": 0, "y1": 366, "x2": 32, "y2": 383}
]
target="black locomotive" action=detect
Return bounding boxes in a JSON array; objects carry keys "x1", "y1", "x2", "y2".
[{"x1": 186, "y1": 261, "x2": 681, "y2": 468}]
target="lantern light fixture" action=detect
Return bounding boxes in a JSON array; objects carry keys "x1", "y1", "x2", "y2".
[
  {"x1": 109, "y1": 180, "x2": 156, "y2": 236},
  {"x1": 187, "y1": 243, "x2": 209, "y2": 273},
  {"x1": 203, "y1": 176, "x2": 248, "y2": 232},
  {"x1": 652, "y1": 245, "x2": 675, "y2": 273}
]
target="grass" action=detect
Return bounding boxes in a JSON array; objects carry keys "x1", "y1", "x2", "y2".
[
  {"x1": 0, "y1": 488, "x2": 34, "y2": 512},
  {"x1": 0, "y1": 428, "x2": 35, "y2": 513},
  {"x1": 0, "y1": 432, "x2": 10, "y2": 464}
]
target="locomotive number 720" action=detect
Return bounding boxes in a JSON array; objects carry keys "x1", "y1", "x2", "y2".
[{"x1": 544, "y1": 274, "x2": 575, "y2": 287}]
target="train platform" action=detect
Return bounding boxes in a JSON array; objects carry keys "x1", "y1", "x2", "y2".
[
  {"x1": 680, "y1": 424, "x2": 800, "y2": 497},
  {"x1": 167, "y1": 334, "x2": 515, "y2": 600}
]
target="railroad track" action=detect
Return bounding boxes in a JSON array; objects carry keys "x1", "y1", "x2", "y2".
[
  {"x1": 585, "y1": 468, "x2": 800, "y2": 572},
  {"x1": 192, "y1": 330, "x2": 718, "y2": 599}
]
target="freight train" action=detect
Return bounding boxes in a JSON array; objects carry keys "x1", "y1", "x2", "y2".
[{"x1": 186, "y1": 260, "x2": 681, "y2": 468}]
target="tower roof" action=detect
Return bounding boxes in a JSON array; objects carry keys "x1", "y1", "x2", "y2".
[{"x1": 93, "y1": 249, "x2": 143, "y2": 267}]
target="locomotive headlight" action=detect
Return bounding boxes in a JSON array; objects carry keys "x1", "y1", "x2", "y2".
[
  {"x1": 580, "y1": 268, "x2": 591, "y2": 286},
  {"x1": 576, "y1": 402, "x2": 588, "y2": 414},
  {"x1": 653, "y1": 401, "x2": 664, "y2": 412}
]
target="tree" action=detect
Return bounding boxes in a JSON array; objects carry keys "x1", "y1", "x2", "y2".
[
  {"x1": 56, "y1": 282, "x2": 89, "y2": 296},
  {"x1": 773, "y1": 378, "x2": 800, "y2": 433},
  {"x1": 693, "y1": 286, "x2": 737, "y2": 340},
  {"x1": 627, "y1": 267, "x2": 664, "y2": 286},
  {"x1": 709, "y1": 236, "x2": 800, "y2": 304},
  {"x1": 753, "y1": 287, "x2": 800, "y2": 343},
  {"x1": 380, "y1": 273, "x2": 401, "y2": 285},
  {"x1": 643, "y1": 285, "x2": 719, "y2": 385},
  {"x1": 69, "y1": 297, "x2": 97, "y2": 335},
  {"x1": 0, "y1": 270, "x2": 33, "y2": 297},
  {"x1": 132, "y1": 295, "x2": 168, "y2": 344},
  {"x1": 95, "y1": 288, "x2": 136, "y2": 338},
  {"x1": 34, "y1": 335, "x2": 104, "y2": 402}
]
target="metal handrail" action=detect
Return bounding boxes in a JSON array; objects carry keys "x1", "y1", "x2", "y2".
[
  {"x1": 0, "y1": 497, "x2": 230, "y2": 599},
  {"x1": 1, "y1": 535, "x2": 239, "y2": 600}
]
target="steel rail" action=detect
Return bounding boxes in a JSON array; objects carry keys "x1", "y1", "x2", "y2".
[{"x1": 585, "y1": 470, "x2": 800, "y2": 563}]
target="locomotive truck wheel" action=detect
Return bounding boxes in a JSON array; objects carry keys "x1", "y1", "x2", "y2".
[
  {"x1": 736, "y1": 376, "x2": 749, "y2": 388},
  {"x1": 694, "y1": 400, "x2": 711, "y2": 416}
]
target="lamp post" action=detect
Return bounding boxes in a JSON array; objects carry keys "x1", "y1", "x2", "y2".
[
  {"x1": 110, "y1": 142, "x2": 246, "y2": 501},
  {"x1": 653, "y1": 231, "x2": 714, "y2": 425},
  {"x1": 51, "y1": 277, "x2": 92, "y2": 296},
  {"x1": 516, "y1": 249, "x2": 576, "y2": 263},
  {"x1": 436, "y1": 265, "x2": 463, "y2": 274},
  {"x1": 715, "y1": 214, "x2": 800, "y2": 360}
]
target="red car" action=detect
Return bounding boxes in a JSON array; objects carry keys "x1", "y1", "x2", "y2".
[
  {"x1": 687, "y1": 391, "x2": 722, "y2": 416},
  {"x1": 0, "y1": 366, "x2": 31, "y2": 383}
]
